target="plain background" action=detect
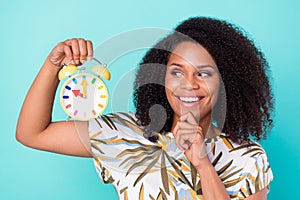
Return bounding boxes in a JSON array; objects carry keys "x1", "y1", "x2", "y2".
[{"x1": 1, "y1": 0, "x2": 299, "y2": 199}]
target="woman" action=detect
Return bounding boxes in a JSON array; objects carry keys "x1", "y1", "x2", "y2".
[{"x1": 16, "y1": 17, "x2": 274, "y2": 199}]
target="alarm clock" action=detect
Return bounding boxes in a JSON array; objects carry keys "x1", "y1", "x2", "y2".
[{"x1": 58, "y1": 58, "x2": 111, "y2": 121}]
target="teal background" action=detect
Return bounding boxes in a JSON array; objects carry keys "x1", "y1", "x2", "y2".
[{"x1": 1, "y1": 0, "x2": 299, "y2": 199}]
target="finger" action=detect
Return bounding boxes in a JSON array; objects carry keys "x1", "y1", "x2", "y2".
[
  {"x1": 175, "y1": 127, "x2": 203, "y2": 146},
  {"x1": 178, "y1": 133, "x2": 194, "y2": 150},
  {"x1": 180, "y1": 131, "x2": 197, "y2": 145},
  {"x1": 180, "y1": 112, "x2": 198, "y2": 125},
  {"x1": 63, "y1": 45, "x2": 73, "y2": 64},
  {"x1": 186, "y1": 112, "x2": 198, "y2": 125},
  {"x1": 71, "y1": 39, "x2": 80, "y2": 65},
  {"x1": 86, "y1": 40, "x2": 93, "y2": 60},
  {"x1": 78, "y1": 39, "x2": 87, "y2": 63},
  {"x1": 179, "y1": 113, "x2": 189, "y2": 122},
  {"x1": 175, "y1": 129, "x2": 196, "y2": 149},
  {"x1": 175, "y1": 128, "x2": 197, "y2": 135},
  {"x1": 176, "y1": 121, "x2": 197, "y2": 130},
  {"x1": 64, "y1": 39, "x2": 72, "y2": 46},
  {"x1": 175, "y1": 131, "x2": 186, "y2": 151},
  {"x1": 196, "y1": 126, "x2": 203, "y2": 137}
]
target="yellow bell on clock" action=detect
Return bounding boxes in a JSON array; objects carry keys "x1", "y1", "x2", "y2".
[{"x1": 58, "y1": 58, "x2": 110, "y2": 121}]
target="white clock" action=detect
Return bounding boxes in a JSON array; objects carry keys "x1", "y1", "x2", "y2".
[{"x1": 58, "y1": 58, "x2": 110, "y2": 121}]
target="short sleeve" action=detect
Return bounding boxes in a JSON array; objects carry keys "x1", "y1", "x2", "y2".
[
  {"x1": 88, "y1": 115, "x2": 118, "y2": 184},
  {"x1": 237, "y1": 152, "x2": 273, "y2": 198},
  {"x1": 88, "y1": 113, "x2": 156, "y2": 184}
]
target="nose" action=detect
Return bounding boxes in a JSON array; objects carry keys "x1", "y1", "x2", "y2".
[{"x1": 183, "y1": 74, "x2": 200, "y2": 90}]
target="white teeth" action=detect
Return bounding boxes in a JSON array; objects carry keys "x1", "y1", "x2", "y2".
[{"x1": 178, "y1": 96, "x2": 201, "y2": 103}]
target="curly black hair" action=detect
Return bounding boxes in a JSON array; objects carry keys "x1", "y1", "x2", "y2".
[{"x1": 133, "y1": 17, "x2": 274, "y2": 143}]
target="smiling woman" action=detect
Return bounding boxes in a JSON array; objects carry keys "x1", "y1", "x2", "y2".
[
  {"x1": 131, "y1": 17, "x2": 273, "y2": 199},
  {"x1": 16, "y1": 16, "x2": 274, "y2": 200},
  {"x1": 134, "y1": 17, "x2": 273, "y2": 145},
  {"x1": 165, "y1": 42, "x2": 221, "y2": 134}
]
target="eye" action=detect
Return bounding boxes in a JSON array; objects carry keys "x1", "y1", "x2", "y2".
[
  {"x1": 170, "y1": 70, "x2": 183, "y2": 77},
  {"x1": 198, "y1": 71, "x2": 212, "y2": 78}
]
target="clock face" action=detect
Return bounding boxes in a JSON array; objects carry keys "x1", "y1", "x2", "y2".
[{"x1": 60, "y1": 73, "x2": 109, "y2": 121}]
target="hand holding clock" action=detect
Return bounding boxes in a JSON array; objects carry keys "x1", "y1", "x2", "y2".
[
  {"x1": 16, "y1": 38, "x2": 96, "y2": 157},
  {"x1": 48, "y1": 38, "x2": 93, "y2": 67},
  {"x1": 51, "y1": 38, "x2": 110, "y2": 121}
]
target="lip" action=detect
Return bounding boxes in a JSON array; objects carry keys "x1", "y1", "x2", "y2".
[{"x1": 175, "y1": 95, "x2": 204, "y2": 107}]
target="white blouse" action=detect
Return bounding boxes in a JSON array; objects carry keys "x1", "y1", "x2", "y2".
[{"x1": 88, "y1": 112, "x2": 273, "y2": 200}]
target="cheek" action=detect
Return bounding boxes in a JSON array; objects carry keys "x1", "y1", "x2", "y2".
[
  {"x1": 207, "y1": 79, "x2": 220, "y2": 105},
  {"x1": 165, "y1": 75, "x2": 181, "y2": 95},
  {"x1": 165, "y1": 77, "x2": 181, "y2": 107}
]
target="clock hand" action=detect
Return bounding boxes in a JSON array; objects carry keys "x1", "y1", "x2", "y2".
[
  {"x1": 72, "y1": 90, "x2": 84, "y2": 98},
  {"x1": 81, "y1": 79, "x2": 88, "y2": 97}
]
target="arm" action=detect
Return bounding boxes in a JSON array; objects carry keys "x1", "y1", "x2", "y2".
[
  {"x1": 174, "y1": 112, "x2": 230, "y2": 199},
  {"x1": 174, "y1": 112, "x2": 267, "y2": 200},
  {"x1": 16, "y1": 38, "x2": 93, "y2": 157},
  {"x1": 195, "y1": 157, "x2": 267, "y2": 200},
  {"x1": 195, "y1": 157, "x2": 230, "y2": 200}
]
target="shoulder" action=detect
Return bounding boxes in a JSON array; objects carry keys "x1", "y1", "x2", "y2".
[
  {"x1": 211, "y1": 134, "x2": 269, "y2": 162},
  {"x1": 88, "y1": 112, "x2": 158, "y2": 185},
  {"x1": 88, "y1": 112, "x2": 144, "y2": 137},
  {"x1": 89, "y1": 112, "x2": 137, "y2": 127},
  {"x1": 212, "y1": 136, "x2": 273, "y2": 198},
  {"x1": 214, "y1": 135, "x2": 272, "y2": 175},
  {"x1": 227, "y1": 137, "x2": 268, "y2": 161},
  {"x1": 88, "y1": 112, "x2": 155, "y2": 148}
]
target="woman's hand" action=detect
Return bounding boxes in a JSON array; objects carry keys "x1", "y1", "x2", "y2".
[
  {"x1": 173, "y1": 112, "x2": 207, "y2": 168},
  {"x1": 16, "y1": 38, "x2": 93, "y2": 157},
  {"x1": 48, "y1": 38, "x2": 93, "y2": 67}
]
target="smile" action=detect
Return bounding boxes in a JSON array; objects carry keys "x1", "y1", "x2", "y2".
[{"x1": 176, "y1": 96, "x2": 204, "y2": 103}]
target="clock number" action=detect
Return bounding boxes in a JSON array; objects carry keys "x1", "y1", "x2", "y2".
[{"x1": 81, "y1": 78, "x2": 88, "y2": 97}]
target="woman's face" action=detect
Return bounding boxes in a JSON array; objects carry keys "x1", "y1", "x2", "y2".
[{"x1": 165, "y1": 41, "x2": 220, "y2": 123}]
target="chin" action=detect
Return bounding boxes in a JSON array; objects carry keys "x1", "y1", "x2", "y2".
[{"x1": 173, "y1": 105, "x2": 212, "y2": 123}]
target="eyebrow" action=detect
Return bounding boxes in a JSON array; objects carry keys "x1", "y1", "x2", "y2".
[{"x1": 168, "y1": 63, "x2": 217, "y2": 70}]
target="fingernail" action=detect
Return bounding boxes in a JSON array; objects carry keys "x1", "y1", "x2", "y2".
[
  {"x1": 81, "y1": 60, "x2": 85, "y2": 64},
  {"x1": 87, "y1": 56, "x2": 93, "y2": 61}
]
